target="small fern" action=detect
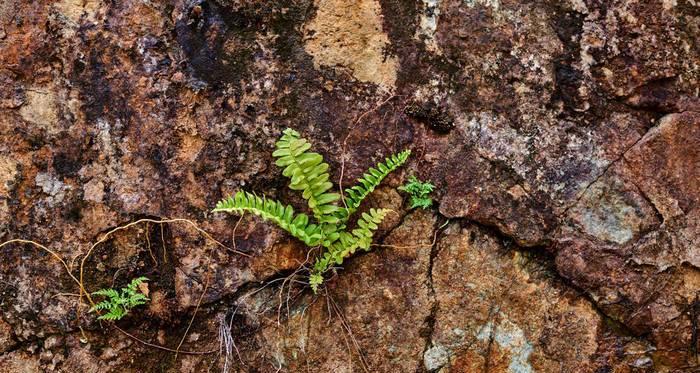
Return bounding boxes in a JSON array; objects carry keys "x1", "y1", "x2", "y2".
[
  {"x1": 89, "y1": 277, "x2": 150, "y2": 321},
  {"x1": 399, "y1": 176, "x2": 435, "y2": 209},
  {"x1": 214, "y1": 128, "x2": 410, "y2": 292}
]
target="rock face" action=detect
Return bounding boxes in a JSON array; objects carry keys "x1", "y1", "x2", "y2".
[{"x1": 0, "y1": 0, "x2": 698, "y2": 372}]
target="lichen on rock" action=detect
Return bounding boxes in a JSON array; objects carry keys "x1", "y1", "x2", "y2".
[{"x1": 0, "y1": 0, "x2": 698, "y2": 371}]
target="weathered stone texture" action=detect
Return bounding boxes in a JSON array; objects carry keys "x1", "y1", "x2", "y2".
[{"x1": 1, "y1": 0, "x2": 698, "y2": 371}]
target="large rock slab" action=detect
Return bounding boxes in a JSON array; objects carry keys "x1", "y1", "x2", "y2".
[{"x1": 0, "y1": 0, "x2": 698, "y2": 371}]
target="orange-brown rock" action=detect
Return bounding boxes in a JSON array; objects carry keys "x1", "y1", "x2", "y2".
[{"x1": 1, "y1": 0, "x2": 698, "y2": 371}]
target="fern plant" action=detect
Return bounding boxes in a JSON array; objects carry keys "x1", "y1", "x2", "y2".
[
  {"x1": 214, "y1": 128, "x2": 410, "y2": 292},
  {"x1": 89, "y1": 277, "x2": 150, "y2": 321},
  {"x1": 399, "y1": 176, "x2": 435, "y2": 209}
]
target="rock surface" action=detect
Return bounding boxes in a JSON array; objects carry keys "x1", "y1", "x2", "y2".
[{"x1": 0, "y1": 0, "x2": 698, "y2": 372}]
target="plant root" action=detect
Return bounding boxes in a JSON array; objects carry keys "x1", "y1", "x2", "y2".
[{"x1": 0, "y1": 217, "x2": 249, "y2": 359}]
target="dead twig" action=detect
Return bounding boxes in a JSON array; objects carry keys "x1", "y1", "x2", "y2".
[
  {"x1": 1, "y1": 216, "x2": 251, "y2": 359},
  {"x1": 0, "y1": 239, "x2": 83, "y2": 297},
  {"x1": 144, "y1": 222, "x2": 158, "y2": 266},
  {"x1": 230, "y1": 215, "x2": 244, "y2": 254},
  {"x1": 218, "y1": 313, "x2": 240, "y2": 373},
  {"x1": 160, "y1": 222, "x2": 168, "y2": 264},
  {"x1": 77, "y1": 218, "x2": 251, "y2": 320},
  {"x1": 326, "y1": 290, "x2": 371, "y2": 373},
  {"x1": 175, "y1": 249, "x2": 213, "y2": 359},
  {"x1": 114, "y1": 325, "x2": 215, "y2": 355},
  {"x1": 277, "y1": 248, "x2": 315, "y2": 326}
]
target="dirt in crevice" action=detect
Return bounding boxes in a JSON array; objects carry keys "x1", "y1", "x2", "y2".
[{"x1": 415, "y1": 215, "x2": 448, "y2": 373}]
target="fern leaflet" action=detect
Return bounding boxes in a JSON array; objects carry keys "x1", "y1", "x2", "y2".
[
  {"x1": 398, "y1": 176, "x2": 435, "y2": 209},
  {"x1": 272, "y1": 128, "x2": 341, "y2": 223},
  {"x1": 338, "y1": 150, "x2": 410, "y2": 221},
  {"x1": 90, "y1": 277, "x2": 150, "y2": 321},
  {"x1": 213, "y1": 191, "x2": 323, "y2": 247},
  {"x1": 310, "y1": 208, "x2": 389, "y2": 292}
]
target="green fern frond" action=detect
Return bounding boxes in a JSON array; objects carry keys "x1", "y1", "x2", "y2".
[
  {"x1": 89, "y1": 301, "x2": 114, "y2": 313},
  {"x1": 97, "y1": 309, "x2": 125, "y2": 321},
  {"x1": 339, "y1": 150, "x2": 410, "y2": 221},
  {"x1": 92, "y1": 288, "x2": 119, "y2": 299},
  {"x1": 311, "y1": 208, "x2": 390, "y2": 288},
  {"x1": 272, "y1": 128, "x2": 341, "y2": 223},
  {"x1": 90, "y1": 277, "x2": 150, "y2": 321},
  {"x1": 352, "y1": 208, "x2": 390, "y2": 250},
  {"x1": 125, "y1": 277, "x2": 149, "y2": 294},
  {"x1": 213, "y1": 129, "x2": 410, "y2": 294},
  {"x1": 213, "y1": 191, "x2": 323, "y2": 246},
  {"x1": 309, "y1": 273, "x2": 324, "y2": 293},
  {"x1": 127, "y1": 294, "x2": 149, "y2": 308},
  {"x1": 399, "y1": 176, "x2": 434, "y2": 209}
]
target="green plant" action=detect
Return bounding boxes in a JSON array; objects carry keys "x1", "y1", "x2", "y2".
[
  {"x1": 89, "y1": 277, "x2": 150, "y2": 321},
  {"x1": 213, "y1": 128, "x2": 410, "y2": 292},
  {"x1": 399, "y1": 176, "x2": 435, "y2": 209}
]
